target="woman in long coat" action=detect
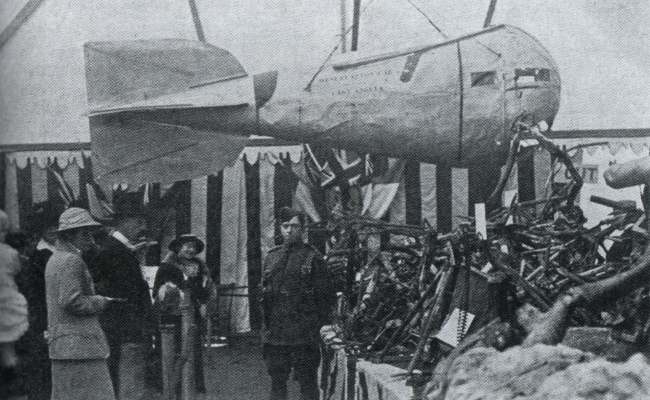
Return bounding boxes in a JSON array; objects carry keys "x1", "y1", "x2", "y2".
[
  {"x1": 45, "y1": 207, "x2": 119, "y2": 400},
  {"x1": 153, "y1": 234, "x2": 214, "y2": 393}
]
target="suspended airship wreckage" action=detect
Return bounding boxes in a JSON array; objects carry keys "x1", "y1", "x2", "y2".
[{"x1": 84, "y1": 2, "x2": 570, "y2": 206}]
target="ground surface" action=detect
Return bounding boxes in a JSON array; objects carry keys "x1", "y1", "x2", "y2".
[
  {"x1": 9, "y1": 333, "x2": 301, "y2": 400},
  {"x1": 203, "y1": 334, "x2": 301, "y2": 400}
]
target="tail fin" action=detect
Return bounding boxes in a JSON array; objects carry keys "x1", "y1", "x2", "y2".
[
  {"x1": 84, "y1": 39, "x2": 259, "y2": 185},
  {"x1": 90, "y1": 114, "x2": 250, "y2": 186},
  {"x1": 84, "y1": 39, "x2": 254, "y2": 114}
]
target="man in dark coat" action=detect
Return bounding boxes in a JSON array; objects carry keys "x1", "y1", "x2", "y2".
[
  {"x1": 260, "y1": 208, "x2": 333, "y2": 400},
  {"x1": 85, "y1": 212, "x2": 156, "y2": 397},
  {"x1": 14, "y1": 227, "x2": 56, "y2": 400}
]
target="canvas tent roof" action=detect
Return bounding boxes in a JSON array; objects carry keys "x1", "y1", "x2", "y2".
[{"x1": 1, "y1": 0, "x2": 649, "y2": 148}]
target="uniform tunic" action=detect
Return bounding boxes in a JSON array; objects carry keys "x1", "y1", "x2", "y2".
[{"x1": 260, "y1": 242, "x2": 332, "y2": 346}]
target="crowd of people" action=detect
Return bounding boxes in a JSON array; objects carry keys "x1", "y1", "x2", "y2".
[{"x1": 0, "y1": 205, "x2": 333, "y2": 400}]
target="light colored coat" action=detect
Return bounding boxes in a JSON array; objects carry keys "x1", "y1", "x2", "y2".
[
  {"x1": 45, "y1": 245, "x2": 110, "y2": 360},
  {"x1": 0, "y1": 242, "x2": 28, "y2": 343}
]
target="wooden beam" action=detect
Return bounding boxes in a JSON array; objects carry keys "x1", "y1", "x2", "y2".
[
  {"x1": 436, "y1": 164, "x2": 452, "y2": 232},
  {"x1": 517, "y1": 147, "x2": 536, "y2": 203},
  {"x1": 0, "y1": 142, "x2": 91, "y2": 152},
  {"x1": 174, "y1": 180, "x2": 192, "y2": 236},
  {"x1": 404, "y1": 160, "x2": 421, "y2": 225},
  {"x1": 340, "y1": 0, "x2": 347, "y2": 53},
  {"x1": 0, "y1": 0, "x2": 46, "y2": 50},
  {"x1": 206, "y1": 172, "x2": 223, "y2": 281}
]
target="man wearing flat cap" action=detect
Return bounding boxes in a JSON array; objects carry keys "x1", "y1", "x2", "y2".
[
  {"x1": 260, "y1": 207, "x2": 334, "y2": 400},
  {"x1": 45, "y1": 207, "x2": 120, "y2": 400}
]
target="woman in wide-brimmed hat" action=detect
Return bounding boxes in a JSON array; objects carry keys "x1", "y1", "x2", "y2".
[
  {"x1": 153, "y1": 234, "x2": 213, "y2": 393},
  {"x1": 45, "y1": 207, "x2": 119, "y2": 400}
]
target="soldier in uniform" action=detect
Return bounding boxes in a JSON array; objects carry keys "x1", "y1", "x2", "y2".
[{"x1": 260, "y1": 207, "x2": 333, "y2": 400}]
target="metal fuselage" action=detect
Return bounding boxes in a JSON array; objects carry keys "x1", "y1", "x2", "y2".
[
  {"x1": 257, "y1": 25, "x2": 560, "y2": 167},
  {"x1": 85, "y1": 25, "x2": 559, "y2": 184}
]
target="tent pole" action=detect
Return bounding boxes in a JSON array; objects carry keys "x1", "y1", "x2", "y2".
[{"x1": 0, "y1": 152, "x2": 5, "y2": 210}]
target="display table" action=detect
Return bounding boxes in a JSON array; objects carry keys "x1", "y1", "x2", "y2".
[
  {"x1": 355, "y1": 359, "x2": 414, "y2": 400},
  {"x1": 320, "y1": 326, "x2": 418, "y2": 400},
  {"x1": 320, "y1": 345, "x2": 355, "y2": 400},
  {"x1": 320, "y1": 347, "x2": 417, "y2": 400}
]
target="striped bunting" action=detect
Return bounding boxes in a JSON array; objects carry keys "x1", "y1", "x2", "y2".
[{"x1": 4, "y1": 148, "x2": 507, "y2": 332}]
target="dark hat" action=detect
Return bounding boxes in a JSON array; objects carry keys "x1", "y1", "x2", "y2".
[
  {"x1": 277, "y1": 207, "x2": 305, "y2": 224},
  {"x1": 26, "y1": 201, "x2": 62, "y2": 234},
  {"x1": 169, "y1": 234, "x2": 204, "y2": 254}
]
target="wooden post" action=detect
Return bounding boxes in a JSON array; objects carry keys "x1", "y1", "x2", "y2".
[
  {"x1": 0, "y1": 152, "x2": 5, "y2": 210},
  {"x1": 175, "y1": 180, "x2": 192, "y2": 237},
  {"x1": 180, "y1": 306, "x2": 196, "y2": 400},
  {"x1": 518, "y1": 147, "x2": 536, "y2": 203},
  {"x1": 160, "y1": 299, "x2": 197, "y2": 400},
  {"x1": 161, "y1": 323, "x2": 178, "y2": 400}
]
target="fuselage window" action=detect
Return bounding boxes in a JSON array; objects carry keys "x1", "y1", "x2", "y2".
[
  {"x1": 515, "y1": 68, "x2": 550, "y2": 85},
  {"x1": 471, "y1": 71, "x2": 496, "y2": 86},
  {"x1": 400, "y1": 53, "x2": 422, "y2": 83}
]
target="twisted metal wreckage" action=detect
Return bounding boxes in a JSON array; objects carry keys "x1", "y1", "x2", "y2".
[{"x1": 318, "y1": 121, "x2": 650, "y2": 398}]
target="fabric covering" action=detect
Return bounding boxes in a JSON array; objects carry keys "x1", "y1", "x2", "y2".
[
  {"x1": 89, "y1": 116, "x2": 250, "y2": 186},
  {"x1": 355, "y1": 359, "x2": 413, "y2": 400},
  {"x1": 319, "y1": 345, "x2": 352, "y2": 400},
  {"x1": 220, "y1": 158, "x2": 251, "y2": 333}
]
